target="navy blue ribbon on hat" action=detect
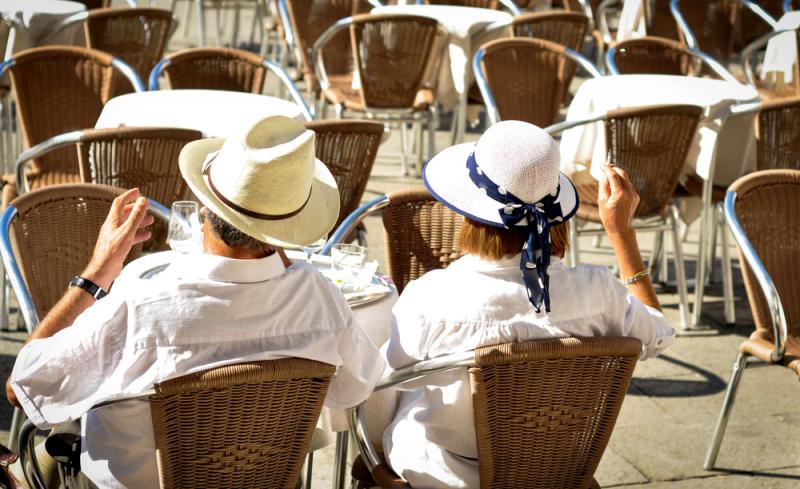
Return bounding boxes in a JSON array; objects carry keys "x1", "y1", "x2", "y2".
[{"x1": 466, "y1": 152, "x2": 564, "y2": 313}]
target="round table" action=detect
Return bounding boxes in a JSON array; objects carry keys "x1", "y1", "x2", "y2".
[
  {"x1": 1, "y1": 0, "x2": 85, "y2": 59},
  {"x1": 95, "y1": 89, "x2": 305, "y2": 138}
]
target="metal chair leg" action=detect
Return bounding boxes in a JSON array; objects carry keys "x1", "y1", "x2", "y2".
[
  {"x1": 414, "y1": 119, "x2": 423, "y2": 176},
  {"x1": 399, "y1": 123, "x2": 409, "y2": 177},
  {"x1": 196, "y1": 0, "x2": 206, "y2": 47},
  {"x1": 648, "y1": 231, "x2": 663, "y2": 278},
  {"x1": 332, "y1": 431, "x2": 349, "y2": 489},
  {"x1": 303, "y1": 451, "x2": 313, "y2": 489},
  {"x1": 427, "y1": 106, "x2": 436, "y2": 161},
  {"x1": 718, "y1": 203, "x2": 735, "y2": 325},
  {"x1": 704, "y1": 353, "x2": 748, "y2": 470},
  {"x1": 8, "y1": 407, "x2": 25, "y2": 451},
  {"x1": 658, "y1": 230, "x2": 669, "y2": 283},
  {"x1": 670, "y1": 206, "x2": 690, "y2": 329},
  {"x1": 568, "y1": 219, "x2": 579, "y2": 266},
  {"x1": 692, "y1": 199, "x2": 715, "y2": 327}
]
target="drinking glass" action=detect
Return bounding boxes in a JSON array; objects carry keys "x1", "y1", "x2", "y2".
[
  {"x1": 301, "y1": 234, "x2": 328, "y2": 263},
  {"x1": 168, "y1": 201, "x2": 203, "y2": 254},
  {"x1": 331, "y1": 244, "x2": 367, "y2": 287}
]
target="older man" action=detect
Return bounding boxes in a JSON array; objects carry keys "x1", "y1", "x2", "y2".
[{"x1": 7, "y1": 116, "x2": 384, "y2": 488}]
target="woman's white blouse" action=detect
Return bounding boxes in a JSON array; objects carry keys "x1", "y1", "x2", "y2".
[{"x1": 383, "y1": 253, "x2": 675, "y2": 489}]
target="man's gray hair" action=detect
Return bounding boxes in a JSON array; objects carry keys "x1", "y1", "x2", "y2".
[{"x1": 206, "y1": 211, "x2": 274, "y2": 254}]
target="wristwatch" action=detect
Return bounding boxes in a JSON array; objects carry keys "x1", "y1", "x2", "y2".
[{"x1": 69, "y1": 276, "x2": 107, "y2": 300}]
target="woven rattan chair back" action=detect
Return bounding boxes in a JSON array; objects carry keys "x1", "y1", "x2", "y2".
[
  {"x1": 84, "y1": 7, "x2": 173, "y2": 98},
  {"x1": 382, "y1": 187, "x2": 463, "y2": 293},
  {"x1": 641, "y1": 0, "x2": 681, "y2": 40},
  {"x1": 470, "y1": 336, "x2": 641, "y2": 489},
  {"x1": 304, "y1": 120, "x2": 384, "y2": 230},
  {"x1": 350, "y1": 14, "x2": 440, "y2": 109},
  {"x1": 511, "y1": 12, "x2": 589, "y2": 51},
  {"x1": 756, "y1": 97, "x2": 800, "y2": 171},
  {"x1": 609, "y1": 36, "x2": 695, "y2": 75},
  {"x1": 161, "y1": 47, "x2": 266, "y2": 93},
  {"x1": 729, "y1": 170, "x2": 800, "y2": 340},
  {"x1": 676, "y1": 0, "x2": 738, "y2": 64},
  {"x1": 479, "y1": 37, "x2": 578, "y2": 127},
  {"x1": 151, "y1": 358, "x2": 336, "y2": 489},
  {"x1": 7, "y1": 184, "x2": 139, "y2": 320},
  {"x1": 7, "y1": 47, "x2": 120, "y2": 176},
  {"x1": 605, "y1": 104, "x2": 703, "y2": 218},
  {"x1": 425, "y1": 0, "x2": 500, "y2": 8},
  {"x1": 284, "y1": 0, "x2": 372, "y2": 92}
]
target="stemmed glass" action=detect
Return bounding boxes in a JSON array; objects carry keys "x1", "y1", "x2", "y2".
[
  {"x1": 301, "y1": 233, "x2": 328, "y2": 263},
  {"x1": 168, "y1": 201, "x2": 203, "y2": 254}
]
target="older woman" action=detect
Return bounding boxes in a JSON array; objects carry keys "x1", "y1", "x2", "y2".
[{"x1": 383, "y1": 120, "x2": 674, "y2": 488}]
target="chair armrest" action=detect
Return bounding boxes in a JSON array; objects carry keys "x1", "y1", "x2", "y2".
[
  {"x1": 0, "y1": 205, "x2": 39, "y2": 333},
  {"x1": 545, "y1": 112, "x2": 607, "y2": 136},
  {"x1": 564, "y1": 48, "x2": 603, "y2": 78},
  {"x1": 498, "y1": 0, "x2": 522, "y2": 16},
  {"x1": 724, "y1": 190, "x2": 787, "y2": 362},
  {"x1": 740, "y1": 29, "x2": 792, "y2": 87},
  {"x1": 262, "y1": 59, "x2": 314, "y2": 121},
  {"x1": 110, "y1": 58, "x2": 144, "y2": 93},
  {"x1": 14, "y1": 131, "x2": 83, "y2": 195},
  {"x1": 311, "y1": 17, "x2": 354, "y2": 93},
  {"x1": 472, "y1": 47, "x2": 500, "y2": 126},
  {"x1": 694, "y1": 50, "x2": 739, "y2": 83},
  {"x1": 321, "y1": 195, "x2": 390, "y2": 255},
  {"x1": 670, "y1": 0, "x2": 698, "y2": 51},
  {"x1": 148, "y1": 58, "x2": 171, "y2": 91},
  {"x1": 739, "y1": 0, "x2": 778, "y2": 30}
]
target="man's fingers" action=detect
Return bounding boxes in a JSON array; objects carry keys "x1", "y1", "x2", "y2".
[
  {"x1": 121, "y1": 197, "x2": 150, "y2": 237},
  {"x1": 132, "y1": 229, "x2": 152, "y2": 245},
  {"x1": 112, "y1": 188, "x2": 141, "y2": 220},
  {"x1": 603, "y1": 165, "x2": 624, "y2": 195},
  {"x1": 611, "y1": 166, "x2": 635, "y2": 193},
  {"x1": 598, "y1": 172, "x2": 611, "y2": 201}
]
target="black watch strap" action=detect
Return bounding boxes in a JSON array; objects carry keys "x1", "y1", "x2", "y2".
[{"x1": 69, "y1": 276, "x2": 107, "y2": 300}]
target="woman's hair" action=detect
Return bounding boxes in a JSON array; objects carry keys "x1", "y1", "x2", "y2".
[
  {"x1": 457, "y1": 217, "x2": 569, "y2": 261},
  {"x1": 206, "y1": 211, "x2": 274, "y2": 254}
]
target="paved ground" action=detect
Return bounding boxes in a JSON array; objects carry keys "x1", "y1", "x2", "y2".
[{"x1": 0, "y1": 1, "x2": 796, "y2": 487}]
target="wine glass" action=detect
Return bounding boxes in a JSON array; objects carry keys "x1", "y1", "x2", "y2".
[
  {"x1": 301, "y1": 233, "x2": 328, "y2": 263},
  {"x1": 168, "y1": 201, "x2": 202, "y2": 254},
  {"x1": 331, "y1": 244, "x2": 367, "y2": 289}
]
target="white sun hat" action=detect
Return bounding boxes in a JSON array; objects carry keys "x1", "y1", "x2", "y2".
[
  {"x1": 422, "y1": 120, "x2": 579, "y2": 314},
  {"x1": 179, "y1": 115, "x2": 340, "y2": 247}
]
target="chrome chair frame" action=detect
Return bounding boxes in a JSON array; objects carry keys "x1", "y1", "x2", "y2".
[
  {"x1": 321, "y1": 195, "x2": 390, "y2": 256},
  {"x1": 671, "y1": 0, "x2": 778, "y2": 55},
  {"x1": 545, "y1": 113, "x2": 691, "y2": 329},
  {"x1": 605, "y1": 43, "x2": 739, "y2": 83},
  {"x1": 741, "y1": 28, "x2": 797, "y2": 89},
  {"x1": 473, "y1": 43, "x2": 603, "y2": 126},
  {"x1": 703, "y1": 184, "x2": 790, "y2": 470},
  {"x1": 0, "y1": 56, "x2": 144, "y2": 94},
  {"x1": 147, "y1": 54, "x2": 313, "y2": 121},
  {"x1": 38, "y1": 8, "x2": 180, "y2": 47},
  {"x1": 596, "y1": 0, "x2": 621, "y2": 48}
]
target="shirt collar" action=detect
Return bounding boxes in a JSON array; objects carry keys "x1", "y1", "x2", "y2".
[
  {"x1": 452, "y1": 253, "x2": 565, "y2": 272},
  {"x1": 169, "y1": 251, "x2": 287, "y2": 284}
]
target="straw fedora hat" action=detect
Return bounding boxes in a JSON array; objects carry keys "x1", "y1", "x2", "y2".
[{"x1": 179, "y1": 115, "x2": 340, "y2": 247}]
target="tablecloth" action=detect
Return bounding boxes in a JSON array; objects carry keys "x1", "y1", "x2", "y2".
[
  {"x1": 761, "y1": 11, "x2": 800, "y2": 85},
  {"x1": 95, "y1": 89, "x2": 304, "y2": 137},
  {"x1": 1, "y1": 0, "x2": 85, "y2": 60},
  {"x1": 559, "y1": 75, "x2": 759, "y2": 188}
]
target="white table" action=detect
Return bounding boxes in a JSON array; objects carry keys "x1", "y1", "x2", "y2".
[
  {"x1": 95, "y1": 89, "x2": 304, "y2": 137},
  {"x1": 371, "y1": 4, "x2": 512, "y2": 143},
  {"x1": 1, "y1": 0, "x2": 85, "y2": 60},
  {"x1": 559, "y1": 75, "x2": 759, "y2": 190},
  {"x1": 760, "y1": 11, "x2": 800, "y2": 87}
]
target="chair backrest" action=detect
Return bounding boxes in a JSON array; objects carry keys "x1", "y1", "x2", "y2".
[
  {"x1": 674, "y1": 0, "x2": 738, "y2": 64},
  {"x1": 5, "y1": 184, "x2": 140, "y2": 320},
  {"x1": 160, "y1": 47, "x2": 267, "y2": 93},
  {"x1": 84, "y1": 7, "x2": 173, "y2": 97},
  {"x1": 477, "y1": 37, "x2": 583, "y2": 127},
  {"x1": 350, "y1": 14, "x2": 441, "y2": 109},
  {"x1": 605, "y1": 104, "x2": 703, "y2": 218},
  {"x1": 608, "y1": 36, "x2": 694, "y2": 75},
  {"x1": 728, "y1": 170, "x2": 800, "y2": 340},
  {"x1": 5, "y1": 46, "x2": 130, "y2": 175},
  {"x1": 304, "y1": 120, "x2": 384, "y2": 230},
  {"x1": 756, "y1": 97, "x2": 800, "y2": 171},
  {"x1": 470, "y1": 336, "x2": 641, "y2": 489},
  {"x1": 511, "y1": 11, "x2": 589, "y2": 51},
  {"x1": 151, "y1": 358, "x2": 336, "y2": 489},
  {"x1": 283, "y1": 0, "x2": 372, "y2": 91},
  {"x1": 425, "y1": 0, "x2": 499, "y2": 7},
  {"x1": 382, "y1": 187, "x2": 463, "y2": 293},
  {"x1": 642, "y1": 0, "x2": 681, "y2": 40}
]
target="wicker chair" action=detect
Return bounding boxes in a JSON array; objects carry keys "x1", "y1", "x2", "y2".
[
  {"x1": 755, "y1": 97, "x2": 800, "y2": 171},
  {"x1": 18, "y1": 358, "x2": 336, "y2": 489},
  {"x1": 473, "y1": 37, "x2": 602, "y2": 127},
  {"x1": 324, "y1": 187, "x2": 463, "y2": 294},
  {"x1": 671, "y1": 0, "x2": 739, "y2": 65},
  {"x1": 349, "y1": 336, "x2": 642, "y2": 488},
  {"x1": 0, "y1": 47, "x2": 143, "y2": 208},
  {"x1": 605, "y1": 36, "x2": 737, "y2": 82},
  {"x1": 312, "y1": 14, "x2": 445, "y2": 176},
  {"x1": 704, "y1": 169, "x2": 800, "y2": 469},
  {"x1": 511, "y1": 11, "x2": 589, "y2": 51},
  {"x1": 548, "y1": 104, "x2": 703, "y2": 329},
  {"x1": 304, "y1": 120, "x2": 384, "y2": 243}
]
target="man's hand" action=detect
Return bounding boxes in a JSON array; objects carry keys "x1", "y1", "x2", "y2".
[
  {"x1": 82, "y1": 189, "x2": 154, "y2": 290},
  {"x1": 598, "y1": 164, "x2": 640, "y2": 236}
]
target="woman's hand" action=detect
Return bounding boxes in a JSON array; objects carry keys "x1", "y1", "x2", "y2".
[
  {"x1": 83, "y1": 188, "x2": 154, "y2": 290},
  {"x1": 598, "y1": 164, "x2": 640, "y2": 236}
]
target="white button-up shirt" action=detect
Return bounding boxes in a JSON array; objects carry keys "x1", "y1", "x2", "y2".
[
  {"x1": 383, "y1": 254, "x2": 674, "y2": 489},
  {"x1": 11, "y1": 252, "x2": 385, "y2": 489}
]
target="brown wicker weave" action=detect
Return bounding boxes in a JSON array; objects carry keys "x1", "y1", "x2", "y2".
[
  {"x1": 150, "y1": 358, "x2": 335, "y2": 489},
  {"x1": 162, "y1": 47, "x2": 268, "y2": 93},
  {"x1": 7, "y1": 184, "x2": 142, "y2": 320},
  {"x1": 512, "y1": 11, "x2": 589, "y2": 51},
  {"x1": 84, "y1": 7, "x2": 173, "y2": 98},
  {"x1": 756, "y1": 97, "x2": 800, "y2": 171},
  {"x1": 729, "y1": 170, "x2": 800, "y2": 375},
  {"x1": 304, "y1": 120, "x2": 384, "y2": 231},
  {"x1": 345, "y1": 14, "x2": 440, "y2": 111},
  {"x1": 284, "y1": 0, "x2": 372, "y2": 93},
  {"x1": 576, "y1": 105, "x2": 703, "y2": 222},
  {"x1": 609, "y1": 36, "x2": 695, "y2": 76},
  {"x1": 642, "y1": 0, "x2": 681, "y2": 40},
  {"x1": 424, "y1": 0, "x2": 500, "y2": 8},
  {"x1": 478, "y1": 37, "x2": 580, "y2": 127},
  {"x1": 471, "y1": 337, "x2": 641, "y2": 489},
  {"x1": 675, "y1": 0, "x2": 738, "y2": 64},
  {"x1": 382, "y1": 187, "x2": 463, "y2": 293},
  {"x1": 6, "y1": 47, "x2": 122, "y2": 184}
]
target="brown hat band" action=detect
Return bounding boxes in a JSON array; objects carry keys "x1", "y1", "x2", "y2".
[{"x1": 202, "y1": 153, "x2": 311, "y2": 221}]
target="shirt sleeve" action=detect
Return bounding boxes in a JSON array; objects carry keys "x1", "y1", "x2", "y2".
[
  {"x1": 11, "y1": 296, "x2": 129, "y2": 428},
  {"x1": 326, "y1": 315, "x2": 385, "y2": 410}
]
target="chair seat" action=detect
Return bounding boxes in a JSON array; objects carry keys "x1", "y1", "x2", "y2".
[
  {"x1": 739, "y1": 332, "x2": 800, "y2": 378},
  {"x1": 323, "y1": 74, "x2": 434, "y2": 112}
]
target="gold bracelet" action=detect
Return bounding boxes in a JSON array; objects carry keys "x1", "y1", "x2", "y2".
[{"x1": 621, "y1": 269, "x2": 650, "y2": 286}]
